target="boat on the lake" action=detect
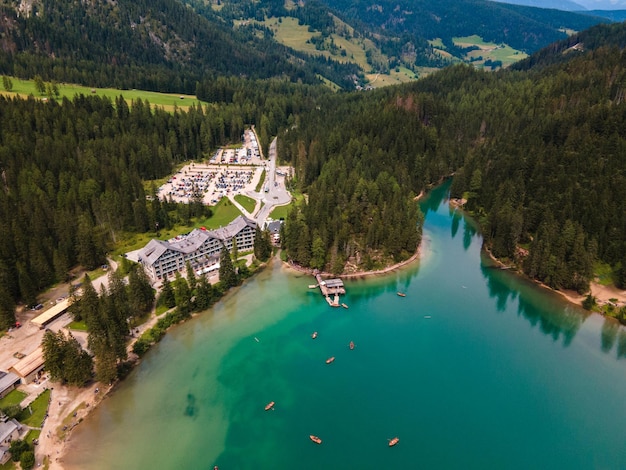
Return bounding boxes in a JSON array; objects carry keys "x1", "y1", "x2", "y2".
[
  {"x1": 265, "y1": 401, "x2": 275, "y2": 411},
  {"x1": 326, "y1": 356, "x2": 335, "y2": 364},
  {"x1": 397, "y1": 292, "x2": 406, "y2": 297},
  {"x1": 341, "y1": 303, "x2": 349, "y2": 309},
  {"x1": 388, "y1": 437, "x2": 400, "y2": 447},
  {"x1": 310, "y1": 435, "x2": 322, "y2": 444},
  {"x1": 349, "y1": 341, "x2": 355, "y2": 350},
  {"x1": 312, "y1": 332, "x2": 318, "y2": 339}
]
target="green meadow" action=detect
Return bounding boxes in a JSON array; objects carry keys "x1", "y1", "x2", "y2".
[
  {"x1": 0, "y1": 77, "x2": 202, "y2": 111},
  {"x1": 453, "y1": 35, "x2": 527, "y2": 68}
]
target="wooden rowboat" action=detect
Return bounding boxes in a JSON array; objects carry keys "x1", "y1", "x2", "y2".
[{"x1": 310, "y1": 435, "x2": 322, "y2": 444}]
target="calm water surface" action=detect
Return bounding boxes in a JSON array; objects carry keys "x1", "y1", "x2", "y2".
[{"x1": 66, "y1": 185, "x2": 626, "y2": 469}]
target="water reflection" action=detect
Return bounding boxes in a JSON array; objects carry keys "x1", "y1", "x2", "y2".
[
  {"x1": 481, "y1": 262, "x2": 587, "y2": 346},
  {"x1": 601, "y1": 317, "x2": 619, "y2": 353},
  {"x1": 450, "y1": 210, "x2": 461, "y2": 239}
]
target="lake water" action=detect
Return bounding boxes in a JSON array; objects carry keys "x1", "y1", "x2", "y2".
[{"x1": 66, "y1": 184, "x2": 626, "y2": 469}]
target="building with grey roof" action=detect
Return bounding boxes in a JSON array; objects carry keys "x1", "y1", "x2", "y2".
[
  {"x1": 138, "y1": 215, "x2": 256, "y2": 282},
  {"x1": 0, "y1": 417, "x2": 21, "y2": 464},
  {"x1": 0, "y1": 372, "x2": 20, "y2": 399}
]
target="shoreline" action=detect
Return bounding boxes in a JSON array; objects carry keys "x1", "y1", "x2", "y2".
[
  {"x1": 284, "y1": 237, "x2": 428, "y2": 280},
  {"x1": 483, "y1": 246, "x2": 626, "y2": 310}
]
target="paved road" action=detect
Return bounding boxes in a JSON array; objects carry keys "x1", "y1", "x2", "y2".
[{"x1": 253, "y1": 137, "x2": 291, "y2": 227}]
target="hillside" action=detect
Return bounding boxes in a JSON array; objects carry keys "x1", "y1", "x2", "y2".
[
  {"x1": 0, "y1": 0, "x2": 360, "y2": 92},
  {"x1": 278, "y1": 20, "x2": 626, "y2": 295}
]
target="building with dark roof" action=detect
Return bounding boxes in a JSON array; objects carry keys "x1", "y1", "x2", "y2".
[{"x1": 138, "y1": 215, "x2": 256, "y2": 282}]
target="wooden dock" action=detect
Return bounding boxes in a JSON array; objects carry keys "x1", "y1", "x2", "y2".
[{"x1": 314, "y1": 273, "x2": 345, "y2": 307}]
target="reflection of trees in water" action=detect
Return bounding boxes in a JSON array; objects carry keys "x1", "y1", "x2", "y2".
[
  {"x1": 601, "y1": 317, "x2": 620, "y2": 353},
  {"x1": 450, "y1": 211, "x2": 461, "y2": 239},
  {"x1": 481, "y1": 263, "x2": 587, "y2": 347},
  {"x1": 463, "y1": 221, "x2": 476, "y2": 251},
  {"x1": 617, "y1": 330, "x2": 626, "y2": 359}
]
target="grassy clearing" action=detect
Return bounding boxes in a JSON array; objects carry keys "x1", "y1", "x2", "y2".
[
  {"x1": 234, "y1": 194, "x2": 256, "y2": 213},
  {"x1": 0, "y1": 77, "x2": 201, "y2": 111},
  {"x1": 24, "y1": 429, "x2": 41, "y2": 445},
  {"x1": 68, "y1": 320, "x2": 88, "y2": 331},
  {"x1": 0, "y1": 460, "x2": 15, "y2": 470},
  {"x1": 18, "y1": 389, "x2": 51, "y2": 427},
  {"x1": 269, "y1": 204, "x2": 291, "y2": 220},
  {"x1": 428, "y1": 38, "x2": 445, "y2": 48},
  {"x1": 367, "y1": 67, "x2": 418, "y2": 88},
  {"x1": 0, "y1": 389, "x2": 27, "y2": 408},
  {"x1": 594, "y1": 262, "x2": 616, "y2": 286},
  {"x1": 453, "y1": 35, "x2": 527, "y2": 68},
  {"x1": 262, "y1": 17, "x2": 321, "y2": 55}
]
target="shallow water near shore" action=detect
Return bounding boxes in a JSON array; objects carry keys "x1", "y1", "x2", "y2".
[{"x1": 66, "y1": 184, "x2": 626, "y2": 469}]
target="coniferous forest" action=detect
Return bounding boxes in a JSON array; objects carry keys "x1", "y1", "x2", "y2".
[{"x1": 1, "y1": 5, "x2": 626, "y2": 331}]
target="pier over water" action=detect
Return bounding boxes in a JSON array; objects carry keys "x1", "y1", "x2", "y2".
[{"x1": 313, "y1": 272, "x2": 345, "y2": 307}]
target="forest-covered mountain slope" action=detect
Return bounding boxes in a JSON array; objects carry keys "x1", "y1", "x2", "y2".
[
  {"x1": 322, "y1": 0, "x2": 606, "y2": 53},
  {"x1": 278, "y1": 20, "x2": 626, "y2": 292},
  {"x1": 0, "y1": 0, "x2": 361, "y2": 92}
]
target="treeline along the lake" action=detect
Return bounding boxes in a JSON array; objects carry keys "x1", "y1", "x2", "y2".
[{"x1": 279, "y1": 22, "x2": 626, "y2": 290}]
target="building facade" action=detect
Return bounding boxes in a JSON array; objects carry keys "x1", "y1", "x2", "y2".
[{"x1": 138, "y1": 215, "x2": 256, "y2": 282}]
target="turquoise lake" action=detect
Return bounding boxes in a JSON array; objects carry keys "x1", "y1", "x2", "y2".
[{"x1": 66, "y1": 184, "x2": 626, "y2": 469}]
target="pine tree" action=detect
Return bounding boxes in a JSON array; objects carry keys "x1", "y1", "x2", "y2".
[
  {"x1": 159, "y1": 277, "x2": 176, "y2": 309},
  {"x1": 195, "y1": 274, "x2": 213, "y2": 310},
  {"x1": 219, "y1": 245, "x2": 237, "y2": 288},
  {"x1": 173, "y1": 272, "x2": 191, "y2": 315},
  {"x1": 128, "y1": 265, "x2": 155, "y2": 314}
]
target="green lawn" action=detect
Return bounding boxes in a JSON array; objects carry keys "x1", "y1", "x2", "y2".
[
  {"x1": 0, "y1": 389, "x2": 27, "y2": 408},
  {"x1": 68, "y1": 320, "x2": 88, "y2": 331},
  {"x1": 594, "y1": 262, "x2": 616, "y2": 286},
  {"x1": 24, "y1": 429, "x2": 41, "y2": 445},
  {"x1": 255, "y1": 170, "x2": 267, "y2": 192},
  {"x1": 18, "y1": 389, "x2": 51, "y2": 427},
  {"x1": 234, "y1": 194, "x2": 256, "y2": 213},
  {"x1": 269, "y1": 204, "x2": 291, "y2": 220},
  {"x1": 0, "y1": 77, "x2": 201, "y2": 112}
]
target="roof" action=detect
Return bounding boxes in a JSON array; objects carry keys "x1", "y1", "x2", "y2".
[
  {"x1": 211, "y1": 215, "x2": 256, "y2": 241},
  {"x1": 0, "y1": 372, "x2": 20, "y2": 393},
  {"x1": 31, "y1": 298, "x2": 71, "y2": 327},
  {"x1": 266, "y1": 220, "x2": 282, "y2": 234},
  {"x1": 138, "y1": 239, "x2": 171, "y2": 266},
  {"x1": 0, "y1": 419, "x2": 20, "y2": 443},
  {"x1": 139, "y1": 216, "x2": 257, "y2": 265},
  {"x1": 9, "y1": 347, "x2": 44, "y2": 378},
  {"x1": 324, "y1": 279, "x2": 344, "y2": 288}
]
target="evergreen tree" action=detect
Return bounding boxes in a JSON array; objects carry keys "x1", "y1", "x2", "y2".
[
  {"x1": 219, "y1": 245, "x2": 237, "y2": 288},
  {"x1": 2, "y1": 76, "x2": 13, "y2": 92},
  {"x1": 173, "y1": 272, "x2": 192, "y2": 315},
  {"x1": 159, "y1": 277, "x2": 176, "y2": 309},
  {"x1": 128, "y1": 265, "x2": 155, "y2": 315},
  {"x1": 195, "y1": 274, "x2": 213, "y2": 311}
]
